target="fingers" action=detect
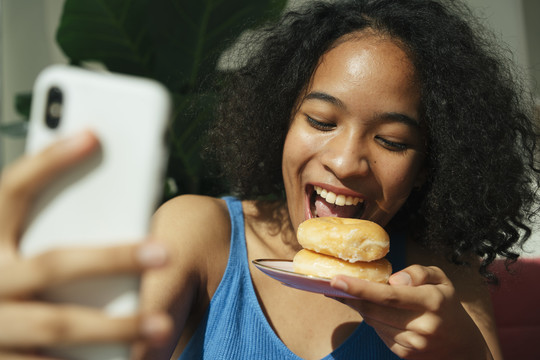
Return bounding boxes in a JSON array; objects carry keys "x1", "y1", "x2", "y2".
[
  {"x1": 0, "y1": 302, "x2": 172, "y2": 348},
  {"x1": 330, "y1": 265, "x2": 453, "y2": 311},
  {"x1": 4, "y1": 131, "x2": 99, "y2": 195},
  {"x1": 368, "y1": 317, "x2": 429, "y2": 359},
  {"x1": 0, "y1": 242, "x2": 167, "y2": 298},
  {"x1": 329, "y1": 266, "x2": 488, "y2": 359},
  {"x1": 330, "y1": 277, "x2": 421, "y2": 310},
  {"x1": 0, "y1": 131, "x2": 99, "y2": 244},
  {"x1": 352, "y1": 300, "x2": 419, "y2": 328},
  {"x1": 360, "y1": 300, "x2": 443, "y2": 334},
  {"x1": 0, "y1": 242, "x2": 170, "y2": 356},
  {"x1": 389, "y1": 265, "x2": 451, "y2": 286}
]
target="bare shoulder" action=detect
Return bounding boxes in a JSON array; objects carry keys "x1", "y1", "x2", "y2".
[
  {"x1": 152, "y1": 195, "x2": 230, "y2": 249},
  {"x1": 153, "y1": 194, "x2": 229, "y2": 233},
  {"x1": 153, "y1": 195, "x2": 229, "y2": 233},
  {"x1": 148, "y1": 194, "x2": 232, "y2": 280},
  {"x1": 152, "y1": 194, "x2": 232, "y2": 275},
  {"x1": 152, "y1": 194, "x2": 232, "y2": 283}
]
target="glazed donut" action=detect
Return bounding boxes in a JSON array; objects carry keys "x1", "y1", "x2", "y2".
[
  {"x1": 297, "y1": 217, "x2": 389, "y2": 263},
  {"x1": 293, "y1": 249, "x2": 392, "y2": 283}
]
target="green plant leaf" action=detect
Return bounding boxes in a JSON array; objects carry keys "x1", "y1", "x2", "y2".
[
  {"x1": 55, "y1": 0, "x2": 287, "y2": 196},
  {"x1": 149, "y1": 0, "x2": 287, "y2": 92},
  {"x1": 57, "y1": 0, "x2": 286, "y2": 92},
  {"x1": 56, "y1": 0, "x2": 154, "y2": 77},
  {"x1": 15, "y1": 92, "x2": 32, "y2": 120}
]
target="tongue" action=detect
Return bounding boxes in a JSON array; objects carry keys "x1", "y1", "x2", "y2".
[{"x1": 314, "y1": 196, "x2": 358, "y2": 218}]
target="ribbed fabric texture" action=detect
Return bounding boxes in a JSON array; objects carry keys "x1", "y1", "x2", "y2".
[{"x1": 179, "y1": 197, "x2": 404, "y2": 360}]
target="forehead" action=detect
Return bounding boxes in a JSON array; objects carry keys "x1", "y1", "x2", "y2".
[{"x1": 305, "y1": 33, "x2": 420, "y2": 115}]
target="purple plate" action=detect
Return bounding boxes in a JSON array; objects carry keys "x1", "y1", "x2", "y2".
[{"x1": 252, "y1": 259, "x2": 359, "y2": 299}]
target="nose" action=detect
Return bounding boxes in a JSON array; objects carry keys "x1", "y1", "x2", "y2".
[{"x1": 320, "y1": 131, "x2": 370, "y2": 179}]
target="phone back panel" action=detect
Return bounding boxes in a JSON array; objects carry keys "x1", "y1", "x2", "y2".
[
  {"x1": 19, "y1": 65, "x2": 171, "y2": 360},
  {"x1": 22, "y1": 65, "x2": 170, "y2": 255}
]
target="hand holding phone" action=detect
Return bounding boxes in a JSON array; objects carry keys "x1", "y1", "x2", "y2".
[{"x1": 19, "y1": 65, "x2": 171, "y2": 359}]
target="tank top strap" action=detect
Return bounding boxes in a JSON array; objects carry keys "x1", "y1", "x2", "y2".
[{"x1": 223, "y1": 196, "x2": 248, "y2": 268}]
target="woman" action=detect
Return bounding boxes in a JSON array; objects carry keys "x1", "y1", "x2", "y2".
[{"x1": 1, "y1": 0, "x2": 538, "y2": 359}]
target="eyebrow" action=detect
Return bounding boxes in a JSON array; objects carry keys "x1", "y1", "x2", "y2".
[
  {"x1": 303, "y1": 91, "x2": 346, "y2": 110},
  {"x1": 378, "y1": 112, "x2": 420, "y2": 129},
  {"x1": 303, "y1": 91, "x2": 420, "y2": 129}
]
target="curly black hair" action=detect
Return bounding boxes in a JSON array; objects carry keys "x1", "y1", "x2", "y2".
[{"x1": 206, "y1": 0, "x2": 540, "y2": 281}]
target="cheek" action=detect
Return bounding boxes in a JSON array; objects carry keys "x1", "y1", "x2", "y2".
[
  {"x1": 282, "y1": 124, "x2": 316, "y2": 173},
  {"x1": 282, "y1": 134, "x2": 296, "y2": 174},
  {"x1": 282, "y1": 131, "x2": 301, "y2": 190},
  {"x1": 282, "y1": 127, "x2": 314, "y2": 227},
  {"x1": 378, "y1": 156, "x2": 424, "y2": 197}
]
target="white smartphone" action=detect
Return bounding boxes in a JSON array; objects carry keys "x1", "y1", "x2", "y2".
[{"x1": 20, "y1": 65, "x2": 171, "y2": 360}]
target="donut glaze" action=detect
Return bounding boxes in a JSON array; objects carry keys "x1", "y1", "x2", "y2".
[
  {"x1": 297, "y1": 217, "x2": 390, "y2": 262},
  {"x1": 293, "y1": 249, "x2": 392, "y2": 283}
]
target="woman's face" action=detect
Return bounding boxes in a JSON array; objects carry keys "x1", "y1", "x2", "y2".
[{"x1": 282, "y1": 34, "x2": 426, "y2": 232}]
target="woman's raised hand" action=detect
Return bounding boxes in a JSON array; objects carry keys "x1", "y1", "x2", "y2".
[
  {"x1": 0, "y1": 131, "x2": 171, "y2": 359},
  {"x1": 330, "y1": 265, "x2": 493, "y2": 360}
]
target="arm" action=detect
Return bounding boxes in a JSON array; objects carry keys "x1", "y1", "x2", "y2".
[{"x1": 134, "y1": 195, "x2": 231, "y2": 360}]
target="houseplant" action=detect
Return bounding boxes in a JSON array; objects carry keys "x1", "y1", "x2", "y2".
[{"x1": 8, "y1": 0, "x2": 287, "y2": 198}]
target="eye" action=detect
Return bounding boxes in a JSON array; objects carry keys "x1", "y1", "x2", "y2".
[
  {"x1": 375, "y1": 136, "x2": 409, "y2": 152},
  {"x1": 306, "y1": 115, "x2": 335, "y2": 131}
]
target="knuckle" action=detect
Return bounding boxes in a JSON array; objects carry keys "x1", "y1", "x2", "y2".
[
  {"x1": 383, "y1": 291, "x2": 401, "y2": 307},
  {"x1": 5, "y1": 304, "x2": 72, "y2": 346},
  {"x1": 34, "y1": 249, "x2": 72, "y2": 284},
  {"x1": 95, "y1": 245, "x2": 140, "y2": 273},
  {"x1": 38, "y1": 313, "x2": 70, "y2": 345},
  {"x1": 391, "y1": 346, "x2": 410, "y2": 359},
  {"x1": 409, "y1": 334, "x2": 429, "y2": 352},
  {"x1": 415, "y1": 313, "x2": 443, "y2": 337},
  {"x1": 427, "y1": 265, "x2": 444, "y2": 277},
  {"x1": 425, "y1": 288, "x2": 446, "y2": 312},
  {"x1": 35, "y1": 245, "x2": 141, "y2": 282},
  {"x1": 407, "y1": 264, "x2": 429, "y2": 283},
  {"x1": 392, "y1": 342, "x2": 420, "y2": 359},
  {"x1": 34, "y1": 306, "x2": 79, "y2": 345}
]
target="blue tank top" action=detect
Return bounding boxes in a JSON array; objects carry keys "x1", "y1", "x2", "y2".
[{"x1": 179, "y1": 197, "x2": 405, "y2": 359}]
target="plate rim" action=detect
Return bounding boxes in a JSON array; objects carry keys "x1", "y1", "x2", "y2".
[
  {"x1": 252, "y1": 258, "x2": 333, "y2": 282},
  {"x1": 252, "y1": 258, "x2": 360, "y2": 299}
]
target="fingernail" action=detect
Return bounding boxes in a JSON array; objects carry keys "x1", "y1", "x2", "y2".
[
  {"x1": 331, "y1": 278, "x2": 349, "y2": 291},
  {"x1": 137, "y1": 243, "x2": 167, "y2": 267},
  {"x1": 390, "y1": 271, "x2": 412, "y2": 285},
  {"x1": 62, "y1": 130, "x2": 95, "y2": 151},
  {"x1": 140, "y1": 314, "x2": 171, "y2": 344}
]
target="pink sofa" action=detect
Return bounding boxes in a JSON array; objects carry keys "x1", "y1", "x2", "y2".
[{"x1": 489, "y1": 258, "x2": 540, "y2": 360}]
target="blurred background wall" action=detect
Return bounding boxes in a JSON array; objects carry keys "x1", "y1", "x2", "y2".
[
  {"x1": 0, "y1": 0, "x2": 65, "y2": 164},
  {"x1": 1, "y1": 0, "x2": 539, "y2": 254}
]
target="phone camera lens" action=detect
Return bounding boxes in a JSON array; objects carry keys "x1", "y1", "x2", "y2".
[{"x1": 45, "y1": 87, "x2": 63, "y2": 129}]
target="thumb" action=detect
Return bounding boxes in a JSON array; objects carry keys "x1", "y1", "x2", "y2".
[
  {"x1": 388, "y1": 271, "x2": 412, "y2": 286},
  {"x1": 389, "y1": 265, "x2": 449, "y2": 286}
]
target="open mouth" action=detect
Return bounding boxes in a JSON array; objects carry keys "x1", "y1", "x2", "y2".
[{"x1": 308, "y1": 185, "x2": 365, "y2": 219}]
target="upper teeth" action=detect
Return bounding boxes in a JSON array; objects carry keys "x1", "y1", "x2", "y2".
[{"x1": 314, "y1": 186, "x2": 363, "y2": 206}]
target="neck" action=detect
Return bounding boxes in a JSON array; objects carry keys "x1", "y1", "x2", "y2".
[{"x1": 244, "y1": 199, "x2": 300, "y2": 258}]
